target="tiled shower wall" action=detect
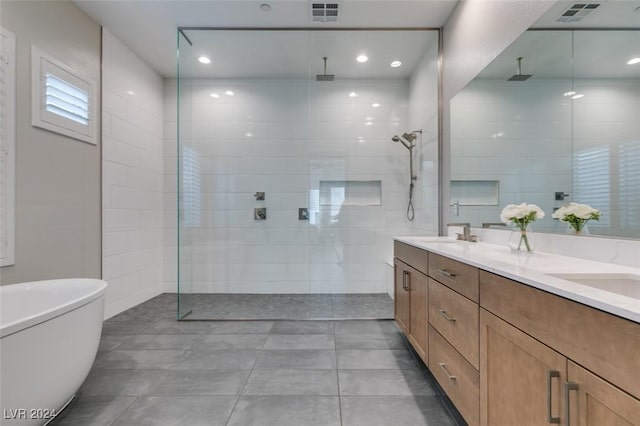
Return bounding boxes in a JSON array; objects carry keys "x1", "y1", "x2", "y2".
[
  {"x1": 450, "y1": 78, "x2": 639, "y2": 235},
  {"x1": 163, "y1": 73, "x2": 438, "y2": 294},
  {"x1": 102, "y1": 30, "x2": 164, "y2": 317}
]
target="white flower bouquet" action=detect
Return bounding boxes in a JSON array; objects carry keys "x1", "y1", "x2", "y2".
[
  {"x1": 500, "y1": 203, "x2": 545, "y2": 252},
  {"x1": 552, "y1": 202, "x2": 600, "y2": 233}
]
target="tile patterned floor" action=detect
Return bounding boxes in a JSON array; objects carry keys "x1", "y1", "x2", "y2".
[
  {"x1": 182, "y1": 293, "x2": 395, "y2": 320},
  {"x1": 51, "y1": 294, "x2": 458, "y2": 426}
]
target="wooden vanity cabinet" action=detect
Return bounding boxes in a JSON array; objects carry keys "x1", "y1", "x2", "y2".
[
  {"x1": 394, "y1": 243, "x2": 428, "y2": 364},
  {"x1": 395, "y1": 241, "x2": 640, "y2": 426},
  {"x1": 480, "y1": 309, "x2": 566, "y2": 426}
]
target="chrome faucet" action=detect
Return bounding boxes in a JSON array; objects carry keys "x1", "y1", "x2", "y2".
[
  {"x1": 447, "y1": 222, "x2": 477, "y2": 242},
  {"x1": 482, "y1": 222, "x2": 507, "y2": 229}
]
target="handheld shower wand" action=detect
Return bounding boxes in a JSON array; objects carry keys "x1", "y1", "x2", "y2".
[{"x1": 392, "y1": 130, "x2": 422, "y2": 221}]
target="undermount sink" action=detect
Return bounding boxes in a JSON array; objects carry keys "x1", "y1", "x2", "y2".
[{"x1": 548, "y1": 273, "x2": 640, "y2": 299}]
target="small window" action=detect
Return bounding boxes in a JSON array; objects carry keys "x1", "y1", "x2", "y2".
[
  {"x1": 31, "y1": 46, "x2": 97, "y2": 144},
  {"x1": 0, "y1": 27, "x2": 16, "y2": 267}
]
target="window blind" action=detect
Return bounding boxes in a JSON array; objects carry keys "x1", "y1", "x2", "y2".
[
  {"x1": 573, "y1": 145, "x2": 610, "y2": 227},
  {"x1": 619, "y1": 141, "x2": 640, "y2": 229},
  {"x1": 45, "y1": 73, "x2": 89, "y2": 125}
]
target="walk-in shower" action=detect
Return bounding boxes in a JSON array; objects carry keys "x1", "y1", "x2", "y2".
[{"x1": 176, "y1": 29, "x2": 440, "y2": 320}]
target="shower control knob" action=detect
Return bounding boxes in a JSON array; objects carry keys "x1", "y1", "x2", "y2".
[
  {"x1": 254, "y1": 192, "x2": 265, "y2": 200},
  {"x1": 254, "y1": 208, "x2": 267, "y2": 220}
]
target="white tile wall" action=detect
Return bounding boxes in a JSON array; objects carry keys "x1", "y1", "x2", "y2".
[
  {"x1": 163, "y1": 68, "x2": 439, "y2": 294},
  {"x1": 450, "y1": 77, "x2": 640, "y2": 237},
  {"x1": 102, "y1": 30, "x2": 164, "y2": 318}
]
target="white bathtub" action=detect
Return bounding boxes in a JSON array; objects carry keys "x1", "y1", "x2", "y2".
[{"x1": 0, "y1": 279, "x2": 107, "y2": 425}]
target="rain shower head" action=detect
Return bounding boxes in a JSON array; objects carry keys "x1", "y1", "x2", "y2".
[
  {"x1": 508, "y1": 57, "x2": 532, "y2": 82},
  {"x1": 316, "y1": 57, "x2": 335, "y2": 82}
]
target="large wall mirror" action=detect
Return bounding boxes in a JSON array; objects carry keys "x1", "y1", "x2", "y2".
[{"x1": 449, "y1": 29, "x2": 640, "y2": 239}]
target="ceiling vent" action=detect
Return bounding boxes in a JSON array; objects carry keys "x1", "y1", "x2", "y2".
[
  {"x1": 311, "y1": 1, "x2": 340, "y2": 23},
  {"x1": 555, "y1": 3, "x2": 602, "y2": 23}
]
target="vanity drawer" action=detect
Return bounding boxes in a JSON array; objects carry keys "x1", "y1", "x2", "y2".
[
  {"x1": 429, "y1": 325, "x2": 480, "y2": 426},
  {"x1": 428, "y1": 253, "x2": 479, "y2": 302},
  {"x1": 394, "y1": 241, "x2": 429, "y2": 276},
  {"x1": 429, "y1": 278, "x2": 479, "y2": 369},
  {"x1": 480, "y1": 270, "x2": 640, "y2": 400}
]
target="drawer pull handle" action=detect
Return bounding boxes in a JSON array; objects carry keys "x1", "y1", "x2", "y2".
[
  {"x1": 438, "y1": 362, "x2": 456, "y2": 381},
  {"x1": 547, "y1": 370, "x2": 560, "y2": 424},
  {"x1": 438, "y1": 309, "x2": 456, "y2": 322},
  {"x1": 403, "y1": 271, "x2": 410, "y2": 291},
  {"x1": 438, "y1": 269, "x2": 456, "y2": 277},
  {"x1": 564, "y1": 382, "x2": 578, "y2": 426}
]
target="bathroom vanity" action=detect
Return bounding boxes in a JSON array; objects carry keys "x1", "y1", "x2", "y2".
[{"x1": 393, "y1": 237, "x2": 640, "y2": 426}]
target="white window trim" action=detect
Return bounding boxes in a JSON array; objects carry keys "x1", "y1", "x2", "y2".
[
  {"x1": 1, "y1": 27, "x2": 16, "y2": 267},
  {"x1": 31, "y1": 46, "x2": 97, "y2": 145}
]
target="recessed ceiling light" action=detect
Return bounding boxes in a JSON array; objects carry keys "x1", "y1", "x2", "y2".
[
  {"x1": 627, "y1": 57, "x2": 640, "y2": 65},
  {"x1": 260, "y1": 3, "x2": 271, "y2": 11},
  {"x1": 125, "y1": 90, "x2": 135, "y2": 96},
  {"x1": 225, "y1": 90, "x2": 234, "y2": 96},
  {"x1": 390, "y1": 61, "x2": 402, "y2": 68},
  {"x1": 571, "y1": 94, "x2": 584, "y2": 99},
  {"x1": 563, "y1": 91, "x2": 577, "y2": 97},
  {"x1": 371, "y1": 103, "x2": 380, "y2": 108},
  {"x1": 365, "y1": 121, "x2": 373, "y2": 126},
  {"x1": 210, "y1": 93, "x2": 220, "y2": 98},
  {"x1": 356, "y1": 54, "x2": 368, "y2": 63},
  {"x1": 348, "y1": 92, "x2": 358, "y2": 98},
  {"x1": 245, "y1": 132, "x2": 253, "y2": 137},
  {"x1": 198, "y1": 56, "x2": 211, "y2": 64},
  {"x1": 365, "y1": 116, "x2": 373, "y2": 121}
]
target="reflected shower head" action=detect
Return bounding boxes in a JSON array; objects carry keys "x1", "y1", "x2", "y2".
[
  {"x1": 401, "y1": 132, "x2": 417, "y2": 143},
  {"x1": 508, "y1": 57, "x2": 532, "y2": 82},
  {"x1": 316, "y1": 57, "x2": 335, "y2": 82},
  {"x1": 392, "y1": 134, "x2": 412, "y2": 150}
]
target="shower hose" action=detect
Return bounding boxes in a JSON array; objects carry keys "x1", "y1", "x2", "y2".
[{"x1": 407, "y1": 181, "x2": 415, "y2": 221}]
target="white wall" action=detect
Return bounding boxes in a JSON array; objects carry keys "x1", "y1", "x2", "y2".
[
  {"x1": 0, "y1": 1, "x2": 101, "y2": 284},
  {"x1": 164, "y1": 73, "x2": 438, "y2": 294},
  {"x1": 102, "y1": 29, "x2": 164, "y2": 318}
]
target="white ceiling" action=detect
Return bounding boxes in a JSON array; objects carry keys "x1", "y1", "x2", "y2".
[
  {"x1": 477, "y1": 0, "x2": 640, "y2": 80},
  {"x1": 74, "y1": 0, "x2": 459, "y2": 78},
  {"x1": 181, "y1": 30, "x2": 437, "y2": 79},
  {"x1": 532, "y1": 0, "x2": 640, "y2": 28}
]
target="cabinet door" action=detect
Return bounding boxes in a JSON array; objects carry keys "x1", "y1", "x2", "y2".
[
  {"x1": 567, "y1": 361, "x2": 640, "y2": 426},
  {"x1": 394, "y1": 259, "x2": 410, "y2": 335},
  {"x1": 407, "y1": 265, "x2": 428, "y2": 364},
  {"x1": 480, "y1": 309, "x2": 566, "y2": 426}
]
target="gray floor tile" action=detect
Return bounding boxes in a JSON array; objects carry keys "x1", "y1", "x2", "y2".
[
  {"x1": 98, "y1": 335, "x2": 132, "y2": 352},
  {"x1": 335, "y1": 332, "x2": 406, "y2": 349},
  {"x1": 93, "y1": 350, "x2": 185, "y2": 370},
  {"x1": 334, "y1": 320, "x2": 399, "y2": 335},
  {"x1": 190, "y1": 333, "x2": 268, "y2": 350},
  {"x1": 117, "y1": 334, "x2": 200, "y2": 350},
  {"x1": 340, "y1": 396, "x2": 455, "y2": 426},
  {"x1": 338, "y1": 370, "x2": 435, "y2": 396},
  {"x1": 49, "y1": 396, "x2": 135, "y2": 426},
  {"x1": 148, "y1": 370, "x2": 250, "y2": 396},
  {"x1": 102, "y1": 321, "x2": 155, "y2": 336},
  {"x1": 170, "y1": 349, "x2": 259, "y2": 370},
  {"x1": 112, "y1": 396, "x2": 237, "y2": 426},
  {"x1": 226, "y1": 396, "x2": 341, "y2": 426},
  {"x1": 254, "y1": 350, "x2": 337, "y2": 369},
  {"x1": 263, "y1": 334, "x2": 335, "y2": 350},
  {"x1": 337, "y1": 350, "x2": 418, "y2": 370},
  {"x1": 80, "y1": 370, "x2": 165, "y2": 396},
  {"x1": 270, "y1": 321, "x2": 334, "y2": 334},
  {"x1": 242, "y1": 369, "x2": 338, "y2": 396},
  {"x1": 210, "y1": 321, "x2": 274, "y2": 334},
  {"x1": 140, "y1": 320, "x2": 213, "y2": 335}
]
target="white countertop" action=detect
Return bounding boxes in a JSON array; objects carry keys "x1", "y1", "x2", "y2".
[{"x1": 395, "y1": 236, "x2": 640, "y2": 324}]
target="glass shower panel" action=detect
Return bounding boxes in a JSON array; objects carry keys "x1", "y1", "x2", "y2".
[{"x1": 177, "y1": 30, "x2": 195, "y2": 319}]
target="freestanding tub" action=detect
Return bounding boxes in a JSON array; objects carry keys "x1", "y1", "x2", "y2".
[{"x1": 0, "y1": 279, "x2": 107, "y2": 425}]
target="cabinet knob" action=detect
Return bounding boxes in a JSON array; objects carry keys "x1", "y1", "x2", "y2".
[{"x1": 438, "y1": 362, "x2": 456, "y2": 381}]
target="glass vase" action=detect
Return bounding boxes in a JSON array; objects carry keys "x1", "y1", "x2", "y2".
[
  {"x1": 566, "y1": 222, "x2": 590, "y2": 236},
  {"x1": 508, "y1": 225, "x2": 535, "y2": 253}
]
